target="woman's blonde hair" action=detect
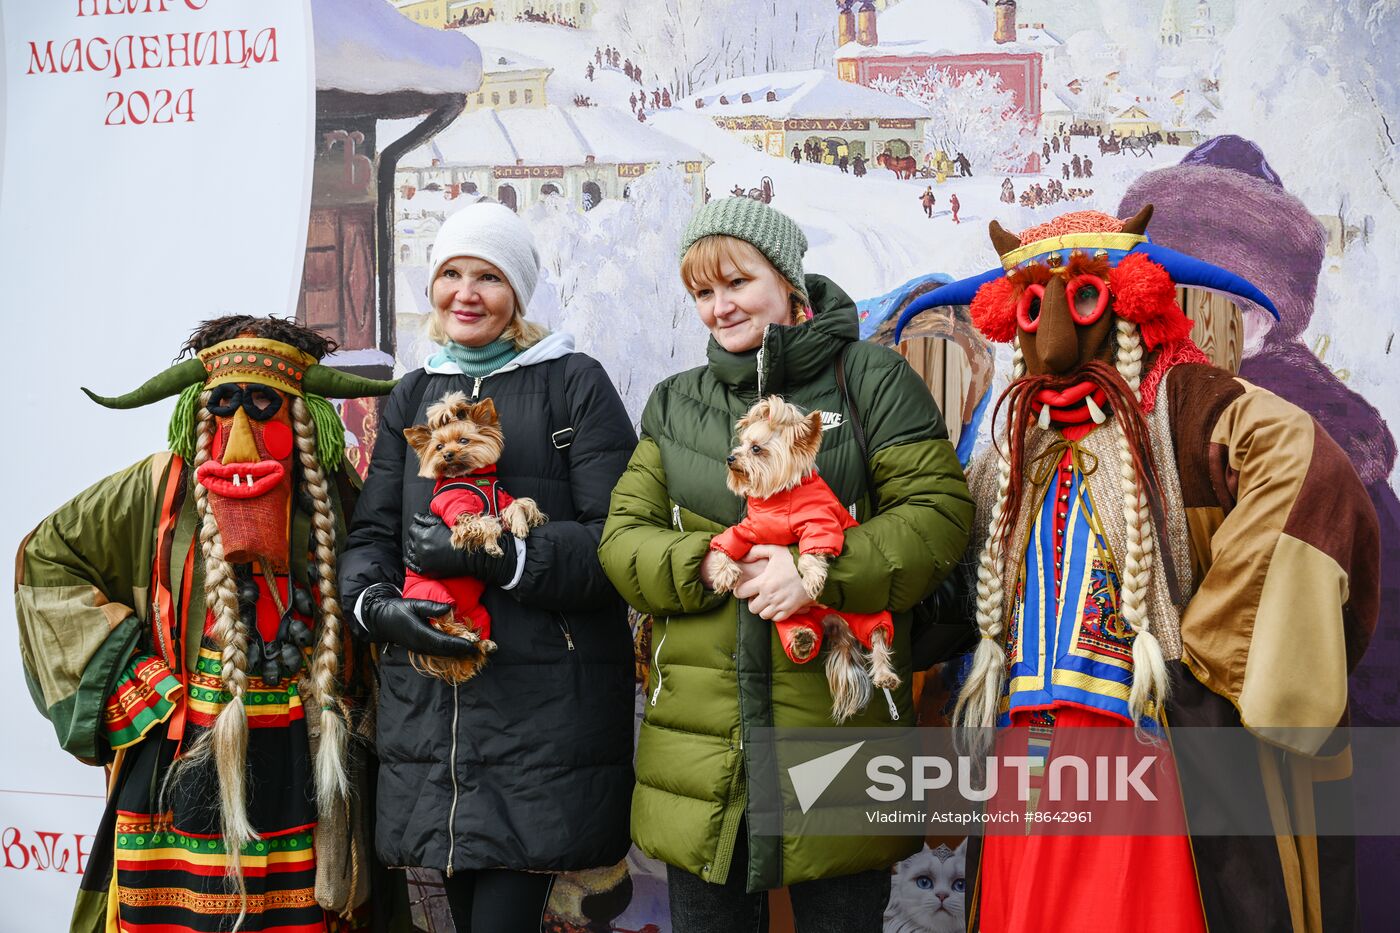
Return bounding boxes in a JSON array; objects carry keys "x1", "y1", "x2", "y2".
[{"x1": 680, "y1": 235, "x2": 810, "y2": 324}]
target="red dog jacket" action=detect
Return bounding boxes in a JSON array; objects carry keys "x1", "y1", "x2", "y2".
[{"x1": 711, "y1": 472, "x2": 893, "y2": 663}]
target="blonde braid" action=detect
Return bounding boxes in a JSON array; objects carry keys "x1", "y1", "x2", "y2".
[
  {"x1": 291, "y1": 397, "x2": 350, "y2": 811},
  {"x1": 173, "y1": 396, "x2": 254, "y2": 925},
  {"x1": 954, "y1": 342, "x2": 1026, "y2": 738},
  {"x1": 1114, "y1": 321, "x2": 1168, "y2": 722}
]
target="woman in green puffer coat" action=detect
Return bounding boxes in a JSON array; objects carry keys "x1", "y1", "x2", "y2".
[{"x1": 599, "y1": 198, "x2": 974, "y2": 933}]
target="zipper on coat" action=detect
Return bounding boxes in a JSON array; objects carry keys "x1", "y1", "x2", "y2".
[
  {"x1": 756, "y1": 325, "x2": 774, "y2": 397},
  {"x1": 556, "y1": 614, "x2": 576, "y2": 651},
  {"x1": 883, "y1": 687, "x2": 900, "y2": 721},
  {"x1": 671, "y1": 503, "x2": 684, "y2": 531},
  {"x1": 445, "y1": 682, "x2": 461, "y2": 876},
  {"x1": 649, "y1": 627, "x2": 668, "y2": 706},
  {"x1": 469, "y1": 376, "x2": 484, "y2": 402}
]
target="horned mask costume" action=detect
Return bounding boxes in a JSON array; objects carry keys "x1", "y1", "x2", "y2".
[
  {"x1": 19, "y1": 315, "x2": 393, "y2": 930},
  {"x1": 896, "y1": 209, "x2": 1378, "y2": 932}
]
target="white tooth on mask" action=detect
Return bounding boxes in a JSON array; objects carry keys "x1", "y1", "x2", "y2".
[
  {"x1": 233, "y1": 474, "x2": 241, "y2": 487},
  {"x1": 1038, "y1": 404, "x2": 1052, "y2": 430},
  {"x1": 247, "y1": 474, "x2": 255, "y2": 486},
  {"x1": 1086, "y1": 396, "x2": 1107, "y2": 425}
]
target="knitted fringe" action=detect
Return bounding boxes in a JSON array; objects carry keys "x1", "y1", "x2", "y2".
[
  {"x1": 167, "y1": 383, "x2": 203, "y2": 460},
  {"x1": 305, "y1": 394, "x2": 346, "y2": 470}
]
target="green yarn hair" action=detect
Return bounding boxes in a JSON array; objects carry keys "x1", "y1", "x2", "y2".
[
  {"x1": 167, "y1": 383, "x2": 203, "y2": 461},
  {"x1": 305, "y1": 394, "x2": 347, "y2": 471}
]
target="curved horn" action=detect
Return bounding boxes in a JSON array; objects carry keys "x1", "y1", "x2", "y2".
[
  {"x1": 894, "y1": 266, "x2": 1006, "y2": 344},
  {"x1": 1135, "y1": 243, "x2": 1280, "y2": 319},
  {"x1": 302, "y1": 364, "x2": 398, "y2": 399},
  {"x1": 80, "y1": 357, "x2": 207, "y2": 410},
  {"x1": 1120, "y1": 204, "x2": 1153, "y2": 237},
  {"x1": 988, "y1": 220, "x2": 1021, "y2": 258}
]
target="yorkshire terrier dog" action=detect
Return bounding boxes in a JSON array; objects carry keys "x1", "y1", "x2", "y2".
[
  {"x1": 709, "y1": 396, "x2": 898, "y2": 723},
  {"x1": 402, "y1": 391, "x2": 547, "y2": 683}
]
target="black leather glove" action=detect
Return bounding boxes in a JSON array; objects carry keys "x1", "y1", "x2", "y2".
[
  {"x1": 403, "y1": 511, "x2": 519, "y2": 587},
  {"x1": 355, "y1": 584, "x2": 477, "y2": 657}
]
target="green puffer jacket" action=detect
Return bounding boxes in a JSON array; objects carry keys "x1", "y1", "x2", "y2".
[{"x1": 599, "y1": 274, "x2": 974, "y2": 892}]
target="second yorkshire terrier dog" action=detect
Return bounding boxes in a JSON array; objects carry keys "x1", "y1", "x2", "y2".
[
  {"x1": 401, "y1": 391, "x2": 547, "y2": 683},
  {"x1": 709, "y1": 396, "x2": 898, "y2": 723}
]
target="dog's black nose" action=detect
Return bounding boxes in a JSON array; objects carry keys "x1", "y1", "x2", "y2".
[{"x1": 726, "y1": 455, "x2": 736, "y2": 464}]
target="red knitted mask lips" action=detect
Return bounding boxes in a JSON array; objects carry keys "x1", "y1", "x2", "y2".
[{"x1": 196, "y1": 382, "x2": 296, "y2": 566}]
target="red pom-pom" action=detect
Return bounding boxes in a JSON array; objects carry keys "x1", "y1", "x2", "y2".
[
  {"x1": 969, "y1": 276, "x2": 1018, "y2": 343},
  {"x1": 1108, "y1": 253, "x2": 1193, "y2": 349}
]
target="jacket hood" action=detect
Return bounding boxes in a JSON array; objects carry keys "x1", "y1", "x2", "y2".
[
  {"x1": 705, "y1": 274, "x2": 858, "y2": 396},
  {"x1": 423, "y1": 330, "x2": 576, "y2": 375}
]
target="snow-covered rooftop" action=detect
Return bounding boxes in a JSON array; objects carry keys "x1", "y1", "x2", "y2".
[
  {"x1": 392, "y1": 105, "x2": 708, "y2": 168},
  {"x1": 835, "y1": 0, "x2": 1046, "y2": 58},
  {"x1": 1014, "y1": 24, "x2": 1065, "y2": 49},
  {"x1": 686, "y1": 70, "x2": 926, "y2": 120},
  {"x1": 479, "y1": 46, "x2": 551, "y2": 75},
  {"x1": 314, "y1": 0, "x2": 482, "y2": 96}
]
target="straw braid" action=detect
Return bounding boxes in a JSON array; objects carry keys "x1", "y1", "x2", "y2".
[
  {"x1": 177, "y1": 395, "x2": 255, "y2": 927},
  {"x1": 1114, "y1": 321, "x2": 1168, "y2": 722},
  {"x1": 954, "y1": 343, "x2": 1026, "y2": 737},
  {"x1": 291, "y1": 397, "x2": 350, "y2": 811}
]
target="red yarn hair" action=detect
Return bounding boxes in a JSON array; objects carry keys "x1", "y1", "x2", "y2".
[
  {"x1": 1107, "y1": 252, "x2": 1193, "y2": 349},
  {"x1": 969, "y1": 276, "x2": 1019, "y2": 343}
]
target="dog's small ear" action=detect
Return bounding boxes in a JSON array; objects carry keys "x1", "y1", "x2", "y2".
[
  {"x1": 793, "y1": 410, "x2": 823, "y2": 461},
  {"x1": 403, "y1": 425, "x2": 433, "y2": 453},
  {"x1": 470, "y1": 398, "x2": 499, "y2": 424}
]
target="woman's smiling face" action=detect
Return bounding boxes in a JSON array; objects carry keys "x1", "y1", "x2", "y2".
[
  {"x1": 686, "y1": 242, "x2": 794, "y2": 353},
  {"x1": 431, "y1": 256, "x2": 516, "y2": 348}
]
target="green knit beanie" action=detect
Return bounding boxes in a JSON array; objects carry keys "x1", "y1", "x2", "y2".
[{"x1": 679, "y1": 197, "x2": 808, "y2": 295}]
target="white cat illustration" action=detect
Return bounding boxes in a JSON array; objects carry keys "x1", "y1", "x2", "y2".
[{"x1": 884, "y1": 840, "x2": 967, "y2": 933}]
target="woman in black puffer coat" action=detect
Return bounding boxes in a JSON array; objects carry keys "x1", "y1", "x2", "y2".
[{"x1": 339, "y1": 201, "x2": 636, "y2": 931}]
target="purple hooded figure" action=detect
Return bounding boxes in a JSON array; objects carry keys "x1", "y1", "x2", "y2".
[{"x1": 1120, "y1": 134, "x2": 1398, "y2": 933}]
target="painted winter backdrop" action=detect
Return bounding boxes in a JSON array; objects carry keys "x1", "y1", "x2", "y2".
[
  {"x1": 384, "y1": 0, "x2": 1397, "y2": 459},
  {"x1": 373, "y1": 0, "x2": 1399, "y2": 931}
]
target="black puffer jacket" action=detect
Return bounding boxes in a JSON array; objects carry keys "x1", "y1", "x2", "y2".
[{"x1": 340, "y1": 339, "x2": 637, "y2": 873}]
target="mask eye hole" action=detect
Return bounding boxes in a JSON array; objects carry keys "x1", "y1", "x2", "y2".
[
  {"x1": 1016, "y1": 284, "x2": 1045, "y2": 333},
  {"x1": 1065, "y1": 274, "x2": 1110, "y2": 325},
  {"x1": 241, "y1": 384, "x2": 283, "y2": 421},
  {"x1": 207, "y1": 384, "x2": 243, "y2": 417}
]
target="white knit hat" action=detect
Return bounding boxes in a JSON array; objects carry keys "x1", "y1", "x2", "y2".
[{"x1": 428, "y1": 200, "x2": 541, "y2": 310}]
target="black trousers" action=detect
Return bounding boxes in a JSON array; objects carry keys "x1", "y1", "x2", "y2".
[
  {"x1": 442, "y1": 868, "x2": 554, "y2": 933},
  {"x1": 666, "y1": 824, "x2": 890, "y2": 933}
]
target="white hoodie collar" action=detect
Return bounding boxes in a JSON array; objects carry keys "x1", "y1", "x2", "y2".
[{"x1": 423, "y1": 330, "x2": 576, "y2": 376}]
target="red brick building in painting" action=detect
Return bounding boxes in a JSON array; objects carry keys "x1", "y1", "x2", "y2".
[{"x1": 835, "y1": 0, "x2": 1052, "y2": 170}]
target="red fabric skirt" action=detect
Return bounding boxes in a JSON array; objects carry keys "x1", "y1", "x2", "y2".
[{"x1": 976, "y1": 706, "x2": 1208, "y2": 932}]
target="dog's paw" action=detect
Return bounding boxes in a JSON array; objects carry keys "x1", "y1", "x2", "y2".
[
  {"x1": 870, "y1": 665, "x2": 901, "y2": 690},
  {"x1": 796, "y1": 553, "x2": 829, "y2": 601},
  {"x1": 500, "y1": 502, "x2": 533, "y2": 539},
  {"x1": 790, "y1": 626, "x2": 818, "y2": 661},
  {"x1": 501, "y1": 499, "x2": 547, "y2": 538},
  {"x1": 709, "y1": 553, "x2": 741, "y2": 594},
  {"x1": 481, "y1": 639, "x2": 498, "y2": 654}
]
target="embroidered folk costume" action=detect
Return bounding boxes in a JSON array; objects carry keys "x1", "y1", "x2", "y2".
[
  {"x1": 15, "y1": 318, "x2": 394, "y2": 932},
  {"x1": 896, "y1": 209, "x2": 1379, "y2": 932}
]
